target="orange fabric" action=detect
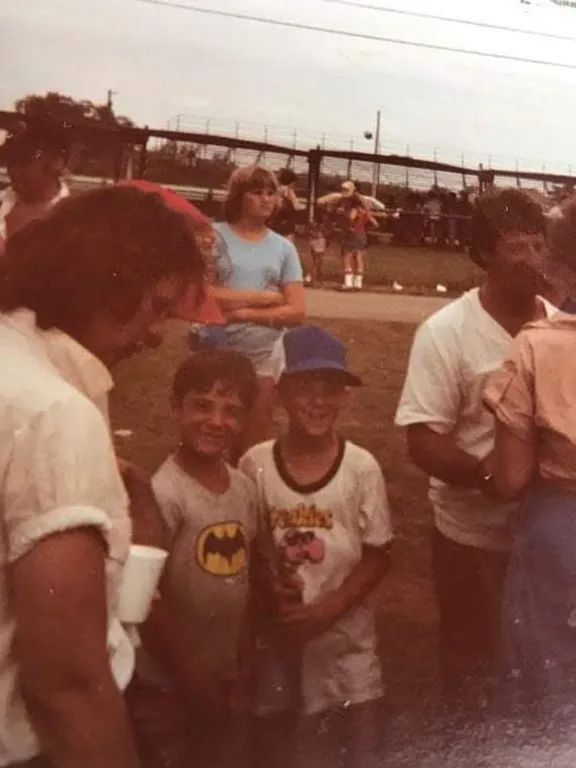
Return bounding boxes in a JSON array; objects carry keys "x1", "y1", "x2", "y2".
[
  {"x1": 116, "y1": 179, "x2": 210, "y2": 227},
  {"x1": 484, "y1": 314, "x2": 576, "y2": 484},
  {"x1": 116, "y1": 180, "x2": 225, "y2": 325},
  {"x1": 178, "y1": 286, "x2": 225, "y2": 325}
]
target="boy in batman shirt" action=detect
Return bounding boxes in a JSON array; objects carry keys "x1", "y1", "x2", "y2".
[{"x1": 129, "y1": 349, "x2": 259, "y2": 768}]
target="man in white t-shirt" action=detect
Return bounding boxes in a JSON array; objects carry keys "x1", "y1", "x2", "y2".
[
  {"x1": 0, "y1": 186, "x2": 205, "y2": 768},
  {"x1": 396, "y1": 189, "x2": 556, "y2": 701}
]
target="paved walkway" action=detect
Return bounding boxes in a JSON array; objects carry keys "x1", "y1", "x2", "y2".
[{"x1": 306, "y1": 288, "x2": 450, "y2": 324}]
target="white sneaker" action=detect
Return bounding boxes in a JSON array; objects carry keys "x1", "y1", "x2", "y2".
[{"x1": 343, "y1": 273, "x2": 354, "y2": 290}]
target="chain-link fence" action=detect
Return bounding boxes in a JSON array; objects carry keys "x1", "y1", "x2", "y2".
[{"x1": 141, "y1": 130, "x2": 309, "y2": 219}]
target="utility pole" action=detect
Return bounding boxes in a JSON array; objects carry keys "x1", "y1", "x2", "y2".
[
  {"x1": 261, "y1": 125, "x2": 268, "y2": 164},
  {"x1": 371, "y1": 110, "x2": 382, "y2": 198},
  {"x1": 347, "y1": 139, "x2": 354, "y2": 179},
  {"x1": 231, "y1": 121, "x2": 240, "y2": 164},
  {"x1": 405, "y1": 144, "x2": 410, "y2": 188},
  {"x1": 202, "y1": 118, "x2": 211, "y2": 159},
  {"x1": 106, "y1": 89, "x2": 117, "y2": 112}
]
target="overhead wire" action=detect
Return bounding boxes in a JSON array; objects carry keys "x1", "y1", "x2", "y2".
[
  {"x1": 324, "y1": 0, "x2": 576, "y2": 43},
  {"x1": 136, "y1": 0, "x2": 576, "y2": 71}
]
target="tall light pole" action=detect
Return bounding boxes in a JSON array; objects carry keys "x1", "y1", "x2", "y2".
[
  {"x1": 106, "y1": 89, "x2": 117, "y2": 112},
  {"x1": 365, "y1": 110, "x2": 382, "y2": 197}
]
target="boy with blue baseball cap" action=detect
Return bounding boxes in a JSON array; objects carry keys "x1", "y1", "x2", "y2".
[{"x1": 241, "y1": 325, "x2": 393, "y2": 768}]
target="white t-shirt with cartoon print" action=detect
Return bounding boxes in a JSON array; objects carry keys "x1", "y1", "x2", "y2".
[{"x1": 240, "y1": 439, "x2": 393, "y2": 716}]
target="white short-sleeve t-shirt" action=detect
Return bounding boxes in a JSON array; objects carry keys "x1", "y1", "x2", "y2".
[
  {"x1": 240, "y1": 439, "x2": 393, "y2": 715},
  {"x1": 0, "y1": 183, "x2": 69, "y2": 240},
  {"x1": 0, "y1": 310, "x2": 132, "y2": 765},
  {"x1": 395, "y1": 288, "x2": 555, "y2": 552}
]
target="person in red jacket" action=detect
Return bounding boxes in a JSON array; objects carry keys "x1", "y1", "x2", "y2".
[{"x1": 339, "y1": 185, "x2": 378, "y2": 291}]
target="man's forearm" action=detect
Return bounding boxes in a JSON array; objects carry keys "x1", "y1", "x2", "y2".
[
  {"x1": 211, "y1": 286, "x2": 283, "y2": 309},
  {"x1": 418, "y1": 446, "x2": 482, "y2": 487},
  {"x1": 407, "y1": 429, "x2": 485, "y2": 488},
  {"x1": 236, "y1": 305, "x2": 304, "y2": 327},
  {"x1": 27, "y1": 680, "x2": 141, "y2": 768}
]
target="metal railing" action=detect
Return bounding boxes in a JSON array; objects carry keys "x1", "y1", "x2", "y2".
[{"x1": 1, "y1": 110, "x2": 574, "y2": 230}]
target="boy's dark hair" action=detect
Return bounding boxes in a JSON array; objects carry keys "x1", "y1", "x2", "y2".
[
  {"x1": 173, "y1": 349, "x2": 258, "y2": 410},
  {"x1": 0, "y1": 186, "x2": 205, "y2": 335},
  {"x1": 469, "y1": 188, "x2": 546, "y2": 268}
]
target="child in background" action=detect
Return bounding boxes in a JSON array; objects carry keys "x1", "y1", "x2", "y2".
[
  {"x1": 240, "y1": 325, "x2": 393, "y2": 768},
  {"x1": 306, "y1": 217, "x2": 328, "y2": 287},
  {"x1": 129, "y1": 350, "x2": 260, "y2": 768}
]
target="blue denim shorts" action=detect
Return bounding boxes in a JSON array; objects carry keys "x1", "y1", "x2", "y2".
[
  {"x1": 189, "y1": 325, "x2": 285, "y2": 379},
  {"x1": 343, "y1": 232, "x2": 367, "y2": 252}
]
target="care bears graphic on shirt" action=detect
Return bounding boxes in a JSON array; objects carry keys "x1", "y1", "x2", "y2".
[
  {"x1": 277, "y1": 528, "x2": 327, "y2": 595},
  {"x1": 279, "y1": 529, "x2": 326, "y2": 568}
]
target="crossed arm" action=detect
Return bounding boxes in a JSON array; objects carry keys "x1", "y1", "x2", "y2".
[{"x1": 223, "y1": 281, "x2": 305, "y2": 327}]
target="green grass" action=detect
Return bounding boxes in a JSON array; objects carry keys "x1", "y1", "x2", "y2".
[{"x1": 295, "y1": 238, "x2": 482, "y2": 295}]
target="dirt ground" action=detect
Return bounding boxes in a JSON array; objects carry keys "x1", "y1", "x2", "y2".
[{"x1": 304, "y1": 287, "x2": 450, "y2": 323}]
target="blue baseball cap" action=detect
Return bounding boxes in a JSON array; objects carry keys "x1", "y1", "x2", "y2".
[{"x1": 281, "y1": 325, "x2": 362, "y2": 386}]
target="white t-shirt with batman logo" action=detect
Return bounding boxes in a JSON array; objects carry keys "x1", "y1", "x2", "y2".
[
  {"x1": 142, "y1": 456, "x2": 258, "y2": 689},
  {"x1": 240, "y1": 439, "x2": 393, "y2": 715}
]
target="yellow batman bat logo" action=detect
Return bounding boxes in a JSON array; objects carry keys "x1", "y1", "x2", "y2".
[{"x1": 196, "y1": 521, "x2": 247, "y2": 577}]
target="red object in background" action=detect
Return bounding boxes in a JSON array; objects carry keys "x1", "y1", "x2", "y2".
[{"x1": 116, "y1": 180, "x2": 225, "y2": 325}]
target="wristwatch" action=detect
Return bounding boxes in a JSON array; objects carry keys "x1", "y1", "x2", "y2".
[{"x1": 477, "y1": 463, "x2": 494, "y2": 492}]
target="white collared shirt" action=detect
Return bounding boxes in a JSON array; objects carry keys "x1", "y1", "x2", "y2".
[
  {"x1": 0, "y1": 182, "x2": 70, "y2": 240},
  {"x1": 0, "y1": 309, "x2": 132, "y2": 765}
]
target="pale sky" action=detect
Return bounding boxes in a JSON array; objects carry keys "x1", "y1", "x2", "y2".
[{"x1": 3, "y1": 0, "x2": 576, "y2": 173}]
